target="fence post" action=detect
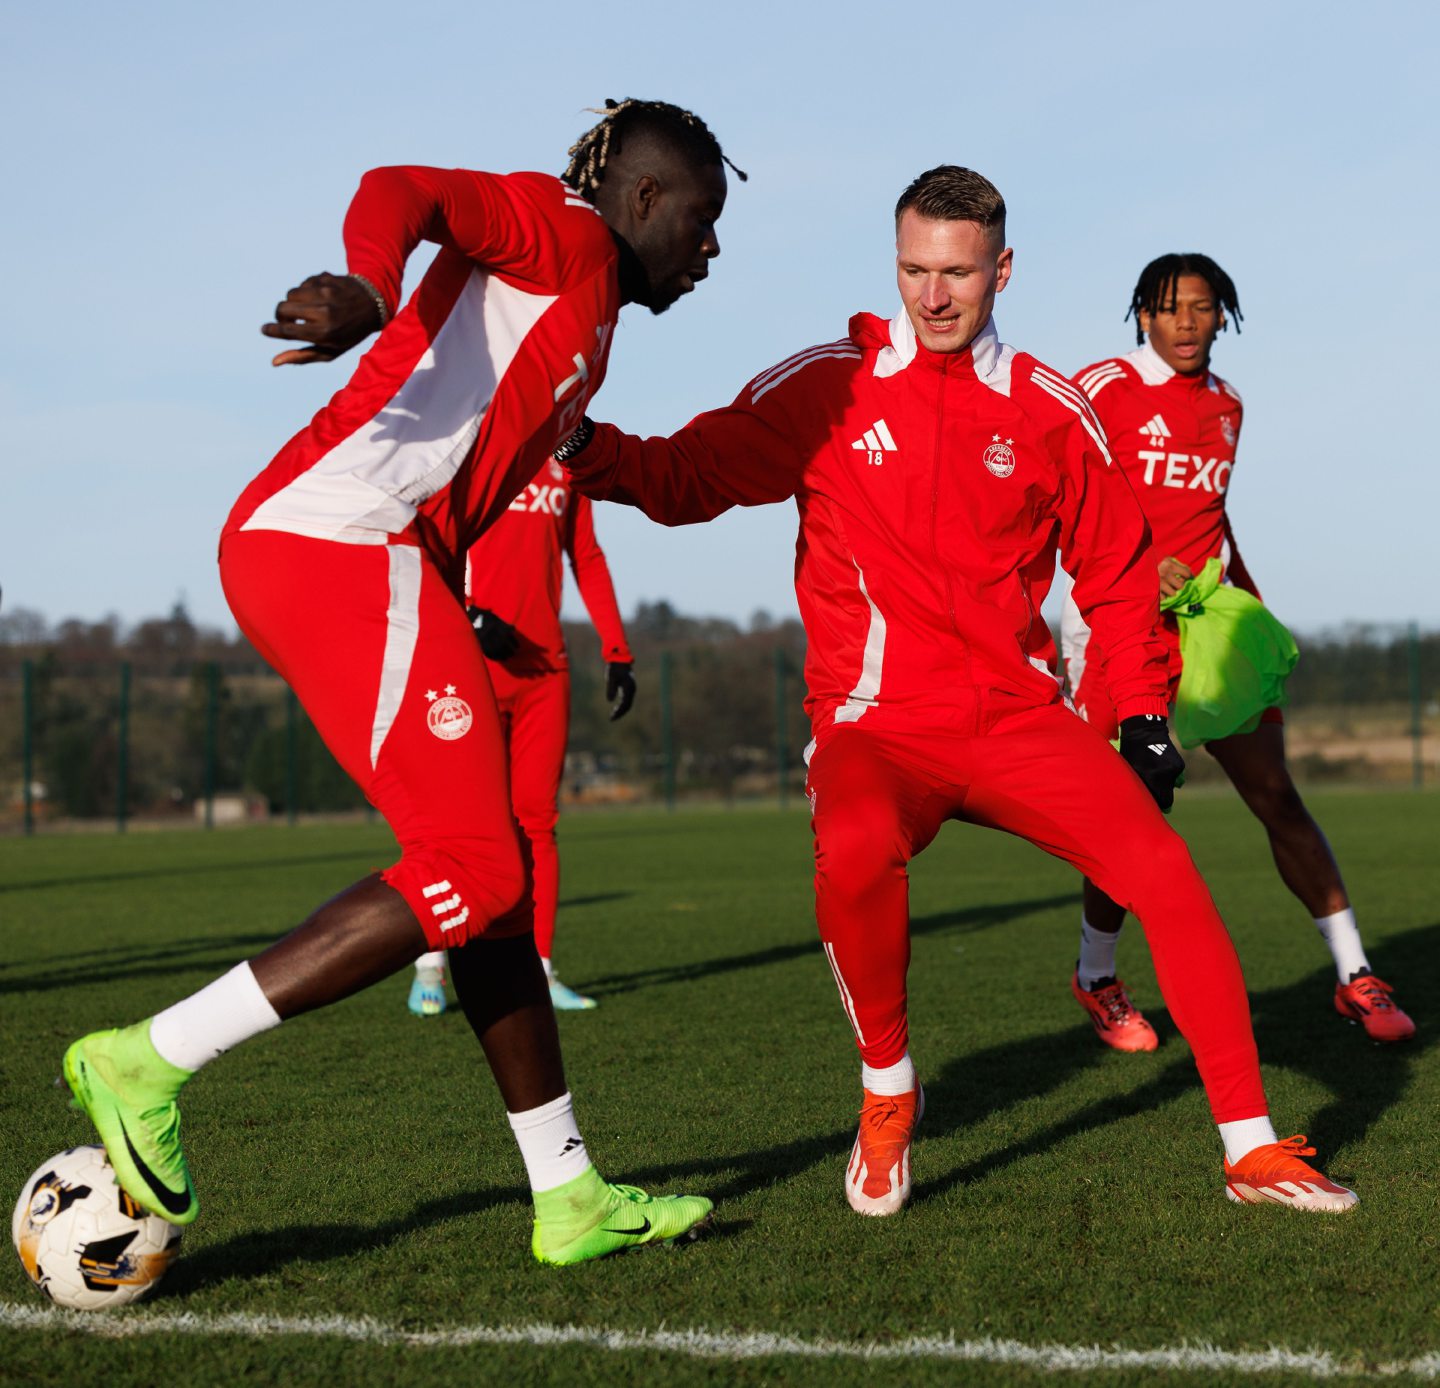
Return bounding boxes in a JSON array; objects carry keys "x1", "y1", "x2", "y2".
[
  {"x1": 286, "y1": 686, "x2": 299, "y2": 826},
  {"x1": 659, "y1": 650, "x2": 675, "y2": 813},
  {"x1": 203, "y1": 661, "x2": 219, "y2": 828},
  {"x1": 116, "y1": 661, "x2": 131, "y2": 833},
  {"x1": 1410, "y1": 621, "x2": 1423, "y2": 790},
  {"x1": 22, "y1": 659, "x2": 35, "y2": 836},
  {"x1": 775, "y1": 646, "x2": 789, "y2": 810}
]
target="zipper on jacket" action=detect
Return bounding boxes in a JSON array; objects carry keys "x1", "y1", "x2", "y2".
[{"x1": 931, "y1": 360, "x2": 960, "y2": 638}]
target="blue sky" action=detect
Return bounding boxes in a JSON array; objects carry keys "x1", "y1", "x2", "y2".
[{"x1": 3, "y1": 0, "x2": 1436, "y2": 638}]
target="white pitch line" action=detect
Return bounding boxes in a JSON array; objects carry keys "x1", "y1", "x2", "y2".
[{"x1": 1, "y1": 1303, "x2": 1438, "y2": 1378}]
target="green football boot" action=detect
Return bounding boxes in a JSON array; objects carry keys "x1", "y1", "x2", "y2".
[
  {"x1": 531, "y1": 1166, "x2": 713, "y2": 1266},
  {"x1": 62, "y1": 1023, "x2": 198, "y2": 1225}
]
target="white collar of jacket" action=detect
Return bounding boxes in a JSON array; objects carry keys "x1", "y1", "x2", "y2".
[
  {"x1": 1128, "y1": 340, "x2": 1221, "y2": 393},
  {"x1": 874, "y1": 311, "x2": 1012, "y2": 394},
  {"x1": 1127, "y1": 341, "x2": 1175, "y2": 385}
]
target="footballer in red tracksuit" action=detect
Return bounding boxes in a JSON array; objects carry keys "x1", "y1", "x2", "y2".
[
  {"x1": 562, "y1": 176, "x2": 1358, "y2": 1216},
  {"x1": 59, "y1": 107, "x2": 736, "y2": 1254},
  {"x1": 1061, "y1": 338, "x2": 1257, "y2": 734},
  {"x1": 223, "y1": 166, "x2": 625, "y2": 949},
  {"x1": 411, "y1": 460, "x2": 635, "y2": 1012},
  {"x1": 1061, "y1": 254, "x2": 1413, "y2": 1048}
]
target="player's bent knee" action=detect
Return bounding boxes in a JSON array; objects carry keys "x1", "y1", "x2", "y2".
[
  {"x1": 384, "y1": 837, "x2": 528, "y2": 949},
  {"x1": 1121, "y1": 827, "x2": 1210, "y2": 910}
]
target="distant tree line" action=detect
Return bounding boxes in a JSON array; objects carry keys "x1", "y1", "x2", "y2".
[{"x1": 0, "y1": 602, "x2": 1432, "y2": 820}]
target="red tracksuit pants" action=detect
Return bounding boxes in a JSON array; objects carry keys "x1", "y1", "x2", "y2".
[
  {"x1": 219, "y1": 531, "x2": 532, "y2": 948},
  {"x1": 489, "y1": 664, "x2": 570, "y2": 961},
  {"x1": 806, "y1": 701, "x2": 1268, "y2": 1124}
]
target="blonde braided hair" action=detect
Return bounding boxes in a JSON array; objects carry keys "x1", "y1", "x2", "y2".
[{"x1": 562, "y1": 98, "x2": 747, "y2": 197}]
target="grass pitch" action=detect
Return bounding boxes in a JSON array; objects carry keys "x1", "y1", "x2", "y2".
[{"x1": 1, "y1": 790, "x2": 1437, "y2": 1386}]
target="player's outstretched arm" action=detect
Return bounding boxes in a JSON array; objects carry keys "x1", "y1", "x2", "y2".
[
  {"x1": 261, "y1": 166, "x2": 524, "y2": 367},
  {"x1": 561, "y1": 367, "x2": 819, "y2": 527}
]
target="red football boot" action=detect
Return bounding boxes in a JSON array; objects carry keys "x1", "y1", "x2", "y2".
[
  {"x1": 1334, "y1": 972, "x2": 1415, "y2": 1043},
  {"x1": 1224, "y1": 1135, "x2": 1358, "y2": 1212},
  {"x1": 845, "y1": 1083, "x2": 924, "y2": 1216},
  {"x1": 1071, "y1": 972, "x2": 1159, "y2": 1052}
]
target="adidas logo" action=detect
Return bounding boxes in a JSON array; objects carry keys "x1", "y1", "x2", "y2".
[
  {"x1": 851, "y1": 419, "x2": 897, "y2": 465},
  {"x1": 1140, "y1": 414, "x2": 1171, "y2": 446}
]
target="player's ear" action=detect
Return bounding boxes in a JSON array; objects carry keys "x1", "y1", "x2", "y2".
[
  {"x1": 1217, "y1": 308, "x2": 1227, "y2": 333},
  {"x1": 631, "y1": 173, "x2": 661, "y2": 223},
  {"x1": 994, "y1": 245, "x2": 1014, "y2": 294},
  {"x1": 1138, "y1": 307, "x2": 1153, "y2": 336}
]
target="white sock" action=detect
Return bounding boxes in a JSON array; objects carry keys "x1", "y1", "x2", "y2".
[
  {"x1": 540, "y1": 957, "x2": 555, "y2": 982},
  {"x1": 1218, "y1": 1115, "x2": 1280, "y2": 1165},
  {"x1": 1314, "y1": 908, "x2": 1368, "y2": 981},
  {"x1": 1077, "y1": 916, "x2": 1122, "y2": 990},
  {"x1": 862, "y1": 1053, "x2": 916, "y2": 1095},
  {"x1": 414, "y1": 950, "x2": 446, "y2": 978},
  {"x1": 149, "y1": 962, "x2": 281, "y2": 1073},
  {"x1": 507, "y1": 1091, "x2": 592, "y2": 1193}
]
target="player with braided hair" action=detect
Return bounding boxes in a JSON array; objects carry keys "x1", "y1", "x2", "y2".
[
  {"x1": 62, "y1": 99, "x2": 739, "y2": 1266},
  {"x1": 1064, "y1": 254, "x2": 1414, "y2": 1049},
  {"x1": 562, "y1": 97, "x2": 748, "y2": 201},
  {"x1": 1126, "y1": 253, "x2": 1242, "y2": 344}
]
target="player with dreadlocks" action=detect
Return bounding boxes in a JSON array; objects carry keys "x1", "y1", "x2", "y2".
[
  {"x1": 62, "y1": 99, "x2": 740, "y2": 1267},
  {"x1": 1063, "y1": 254, "x2": 1415, "y2": 1050}
]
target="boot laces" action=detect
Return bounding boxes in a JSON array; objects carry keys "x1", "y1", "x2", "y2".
[
  {"x1": 1349, "y1": 975, "x2": 1396, "y2": 1012},
  {"x1": 1092, "y1": 979, "x2": 1136, "y2": 1024}
]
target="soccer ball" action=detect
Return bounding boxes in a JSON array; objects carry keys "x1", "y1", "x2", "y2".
[{"x1": 12, "y1": 1146, "x2": 182, "y2": 1311}]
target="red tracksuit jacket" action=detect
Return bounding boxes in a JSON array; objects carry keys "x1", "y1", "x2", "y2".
[
  {"x1": 224, "y1": 168, "x2": 619, "y2": 599},
  {"x1": 464, "y1": 458, "x2": 632, "y2": 675},
  {"x1": 567, "y1": 311, "x2": 1170, "y2": 735},
  {"x1": 1072, "y1": 343, "x2": 1257, "y2": 594}
]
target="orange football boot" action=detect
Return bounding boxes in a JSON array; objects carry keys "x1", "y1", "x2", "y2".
[
  {"x1": 1224, "y1": 1135, "x2": 1358, "y2": 1212},
  {"x1": 845, "y1": 1083, "x2": 924, "y2": 1216},
  {"x1": 1071, "y1": 972, "x2": 1159, "y2": 1052},
  {"x1": 1334, "y1": 972, "x2": 1415, "y2": 1043}
]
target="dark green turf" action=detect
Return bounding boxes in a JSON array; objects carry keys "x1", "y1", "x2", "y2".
[{"x1": 1, "y1": 791, "x2": 1436, "y2": 1386}]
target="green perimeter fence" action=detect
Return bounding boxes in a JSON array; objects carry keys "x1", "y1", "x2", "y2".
[
  {"x1": 1, "y1": 625, "x2": 1435, "y2": 835},
  {"x1": 0, "y1": 644, "x2": 814, "y2": 834}
]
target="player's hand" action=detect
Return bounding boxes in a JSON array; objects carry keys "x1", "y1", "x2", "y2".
[
  {"x1": 262, "y1": 273, "x2": 383, "y2": 366},
  {"x1": 606, "y1": 662, "x2": 636, "y2": 721},
  {"x1": 1118, "y1": 714, "x2": 1186, "y2": 813},
  {"x1": 466, "y1": 606, "x2": 520, "y2": 661},
  {"x1": 1157, "y1": 557, "x2": 1193, "y2": 598}
]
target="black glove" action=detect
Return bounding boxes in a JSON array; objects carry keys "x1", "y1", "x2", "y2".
[
  {"x1": 605, "y1": 661, "x2": 636, "y2": 721},
  {"x1": 1118, "y1": 713, "x2": 1186, "y2": 813},
  {"x1": 466, "y1": 606, "x2": 519, "y2": 661}
]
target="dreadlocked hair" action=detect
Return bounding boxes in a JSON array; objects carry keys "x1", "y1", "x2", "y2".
[
  {"x1": 1127, "y1": 253, "x2": 1242, "y2": 343},
  {"x1": 561, "y1": 98, "x2": 747, "y2": 198}
]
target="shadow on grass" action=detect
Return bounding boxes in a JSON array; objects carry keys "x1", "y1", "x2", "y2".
[
  {"x1": 0, "y1": 849, "x2": 390, "y2": 896},
  {"x1": 165, "y1": 1202, "x2": 753, "y2": 1301},
  {"x1": 911, "y1": 917, "x2": 1439, "y2": 1200},
  {"x1": 554, "y1": 891, "x2": 631, "y2": 911},
  {"x1": 0, "y1": 934, "x2": 288, "y2": 996},
  {"x1": 581, "y1": 892, "x2": 1079, "y2": 998},
  {"x1": 154, "y1": 917, "x2": 1436, "y2": 1296}
]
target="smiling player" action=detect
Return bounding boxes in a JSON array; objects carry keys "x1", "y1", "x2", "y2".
[{"x1": 558, "y1": 170, "x2": 1359, "y2": 1216}]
